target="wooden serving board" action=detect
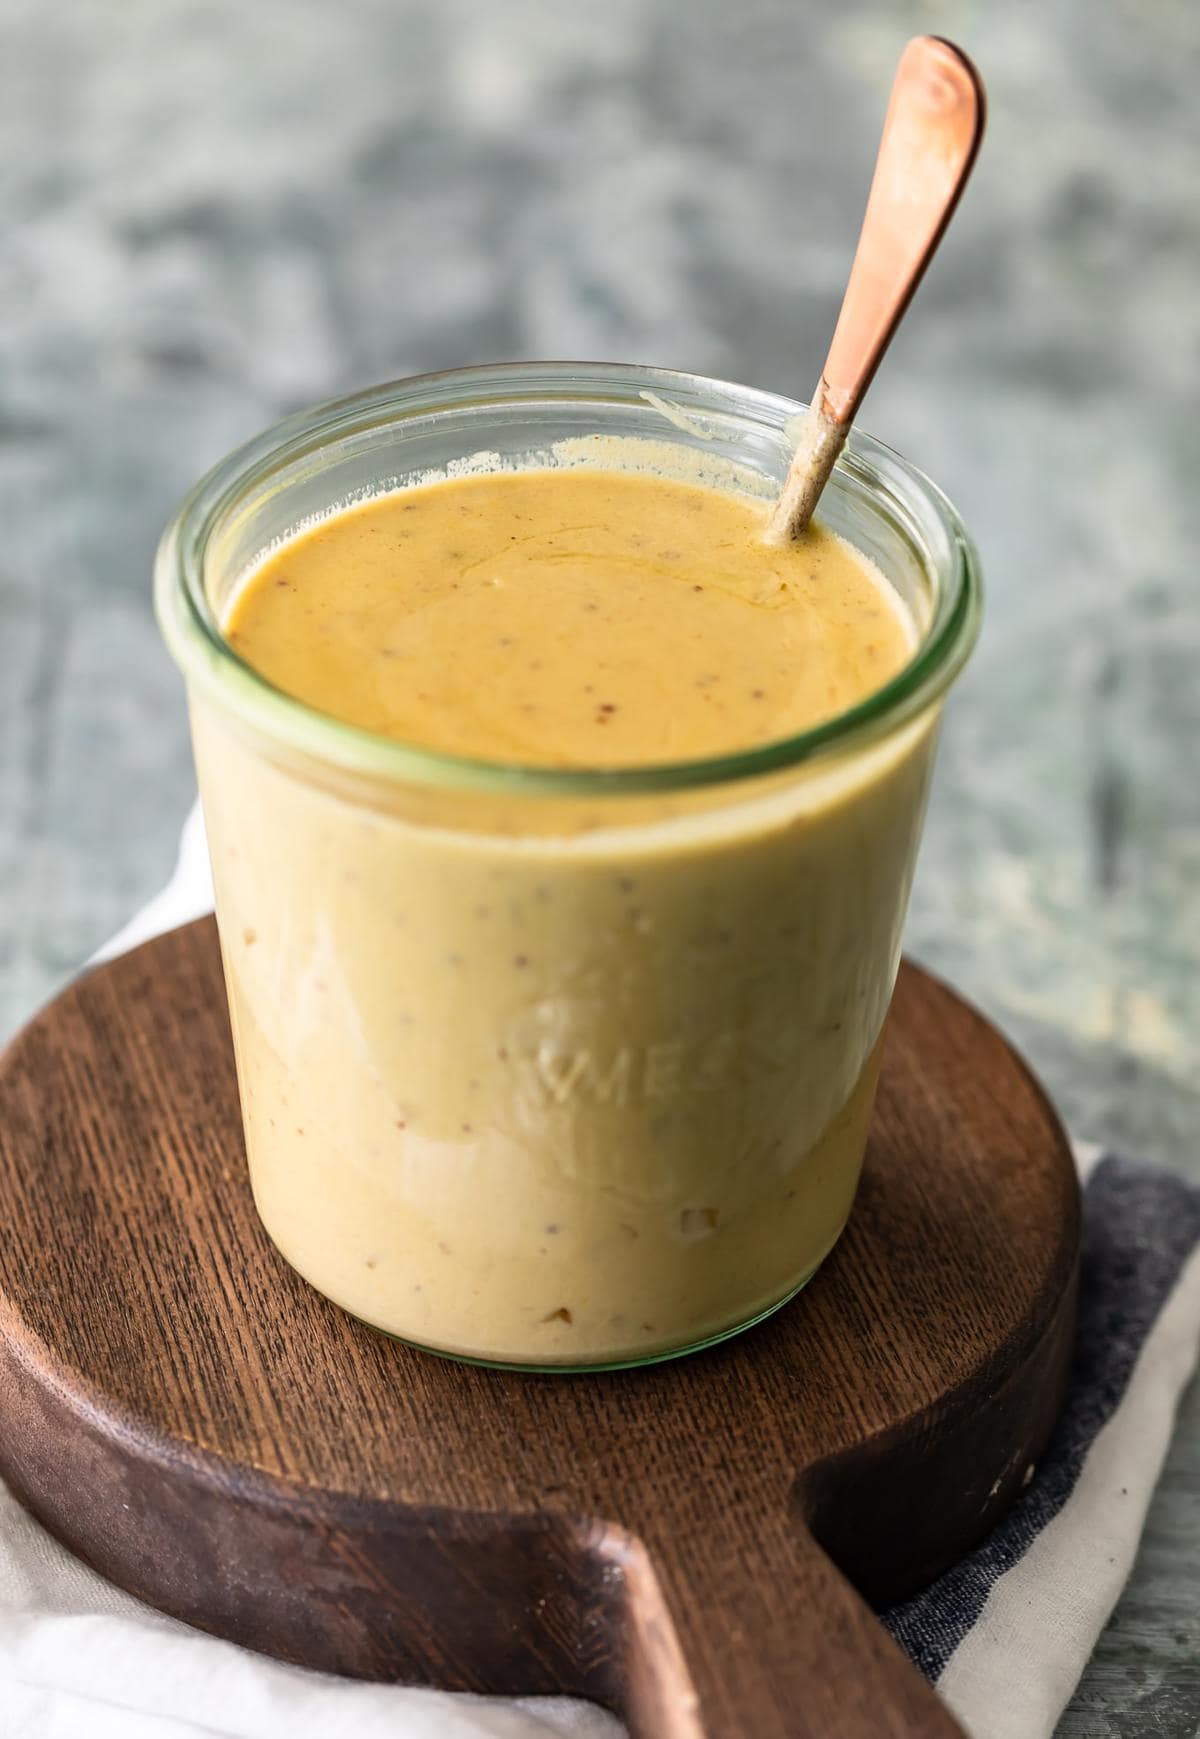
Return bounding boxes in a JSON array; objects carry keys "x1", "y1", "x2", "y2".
[{"x1": 0, "y1": 917, "x2": 1079, "y2": 1738}]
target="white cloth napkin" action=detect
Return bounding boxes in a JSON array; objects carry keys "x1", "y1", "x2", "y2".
[{"x1": 1, "y1": 801, "x2": 1196, "y2": 1739}]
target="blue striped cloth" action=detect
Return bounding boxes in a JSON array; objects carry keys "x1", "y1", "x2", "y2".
[{"x1": 886, "y1": 1151, "x2": 1200, "y2": 1736}]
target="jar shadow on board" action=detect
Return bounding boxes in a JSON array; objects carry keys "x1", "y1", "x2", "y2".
[{"x1": 155, "y1": 361, "x2": 981, "y2": 1371}]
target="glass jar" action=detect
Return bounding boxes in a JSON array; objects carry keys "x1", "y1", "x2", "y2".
[{"x1": 155, "y1": 362, "x2": 981, "y2": 1370}]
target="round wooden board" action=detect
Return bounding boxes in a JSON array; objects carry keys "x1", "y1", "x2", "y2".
[{"x1": 0, "y1": 918, "x2": 1079, "y2": 1738}]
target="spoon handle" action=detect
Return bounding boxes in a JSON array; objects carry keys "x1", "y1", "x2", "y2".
[{"x1": 767, "y1": 36, "x2": 985, "y2": 543}]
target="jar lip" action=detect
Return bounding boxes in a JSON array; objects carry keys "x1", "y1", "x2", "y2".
[{"x1": 155, "y1": 360, "x2": 982, "y2": 796}]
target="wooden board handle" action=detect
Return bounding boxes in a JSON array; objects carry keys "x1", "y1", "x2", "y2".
[{"x1": 603, "y1": 1506, "x2": 966, "y2": 1739}]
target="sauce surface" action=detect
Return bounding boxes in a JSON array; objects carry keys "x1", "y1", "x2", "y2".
[{"x1": 225, "y1": 468, "x2": 912, "y2": 765}]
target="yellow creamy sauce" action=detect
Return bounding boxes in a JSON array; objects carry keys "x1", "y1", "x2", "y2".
[
  {"x1": 224, "y1": 469, "x2": 912, "y2": 765},
  {"x1": 200, "y1": 463, "x2": 931, "y2": 1363}
]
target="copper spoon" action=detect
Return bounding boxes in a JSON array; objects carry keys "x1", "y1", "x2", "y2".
[{"x1": 765, "y1": 36, "x2": 985, "y2": 544}]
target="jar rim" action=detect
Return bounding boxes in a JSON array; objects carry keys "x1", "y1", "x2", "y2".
[{"x1": 154, "y1": 360, "x2": 982, "y2": 796}]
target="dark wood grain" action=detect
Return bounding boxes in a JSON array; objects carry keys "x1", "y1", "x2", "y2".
[{"x1": 0, "y1": 917, "x2": 1079, "y2": 1737}]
